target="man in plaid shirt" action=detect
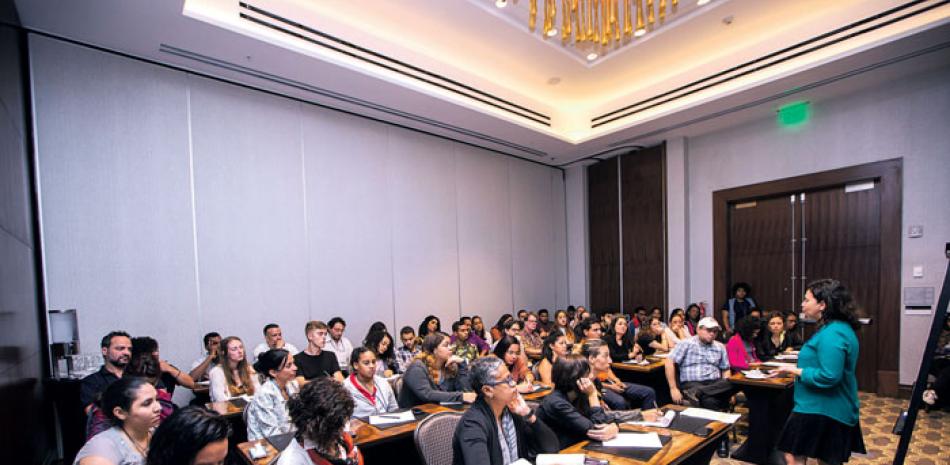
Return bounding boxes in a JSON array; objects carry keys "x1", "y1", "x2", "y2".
[
  {"x1": 395, "y1": 326, "x2": 420, "y2": 374},
  {"x1": 665, "y1": 317, "x2": 737, "y2": 411}
]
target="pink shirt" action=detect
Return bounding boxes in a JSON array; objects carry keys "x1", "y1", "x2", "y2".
[{"x1": 726, "y1": 333, "x2": 760, "y2": 371}]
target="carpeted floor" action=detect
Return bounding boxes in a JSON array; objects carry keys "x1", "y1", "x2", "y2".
[{"x1": 713, "y1": 392, "x2": 949, "y2": 465}]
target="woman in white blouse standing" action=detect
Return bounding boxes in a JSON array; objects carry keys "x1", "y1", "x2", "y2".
[
  {"x1": 344, "y1": 347, "x2": 399, "y2": 418},
  {"x1": 209, "y1": 336, "x2": 261, "y2": 402},
  {"x1": 246, "y1": 349, "x2": 300, "y2": 440}
]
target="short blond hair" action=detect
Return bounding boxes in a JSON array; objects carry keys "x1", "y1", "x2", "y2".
[{"x1": 304, "y1": 320, "x2": 327, "y2": 335}]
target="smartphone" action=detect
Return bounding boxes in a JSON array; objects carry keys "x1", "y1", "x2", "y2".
[{"x1": 584, "y1": 458, "x2": 609, "y2": 465}]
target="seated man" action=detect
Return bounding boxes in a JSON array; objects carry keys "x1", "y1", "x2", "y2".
[
  {"x1": 450, "y1": 320, "x2": 480, "y2": 363},
  {"x1": 520, "y1": 312, "x2": 544, "y2": 359},
  {"x1": 459, "y1": 316, "x2": 490, "y2": 355},
  {"x1": 395, "y1": 326, "x2": 421, "y2": 374},
  {"x1": 252, "y1": 323, "x2": 299, "y2": 362},
  {"x1": 295, "y1": 320, "x2": 344, "y2": 383},
  {"x1": 80, "y1": 331, "x2": 132, "y2": 414},
  {"x1": 189, "y1": 331, "x2": 221, "y2": 382},
  {"x1": 572, "y1": 318, "x2": 604, "y2": 354},
  {"x1": 666, "y1": 317, "x2": 736, "y2": 411},
  {"x1": 325, "y1": 317, "x2": 354, "y2": 376}
]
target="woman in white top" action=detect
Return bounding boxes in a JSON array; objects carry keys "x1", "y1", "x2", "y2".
[
  {"x1": 209, "y1": 336, "x2": 261, "y2": 402},
  {"x1": 663, "y1": 311, "x2": 691, "y2": 349},
  {"x1": 246, "y1": 349, "x2": 300, "y2": 440},
  {"x1": 344, "y1": 347, "x2": 399, "y2": 418},
  {"x1": 75, "y1": 377, "x2": 161, "y2": 465}
]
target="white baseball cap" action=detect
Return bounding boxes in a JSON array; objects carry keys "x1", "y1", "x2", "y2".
[{"x1": 697, "y1": 317, "x2": 721, "y2": 330}]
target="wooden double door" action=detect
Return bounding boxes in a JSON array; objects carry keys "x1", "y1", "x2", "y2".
[{"x1": 715, "y1": 159, "x2": 901, "y2": 394}]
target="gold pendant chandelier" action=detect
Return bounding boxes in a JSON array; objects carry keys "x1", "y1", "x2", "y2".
[{"x1": 506, "y1": 0, "x2": 689, "y2": 61}]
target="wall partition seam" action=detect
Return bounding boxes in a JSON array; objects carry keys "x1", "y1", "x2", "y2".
[
  {"x1": 453, "y1": 149, "x2": 462, "y2": 321},
  {"x1": 790, "y1": 194, "x2": 797, "y2": 312},
  {"x1": 661, "y1": 147, "x2": 668, "y2": 313},
  {"x1": 617, "y1": 155, "x2": 624, "y2": 314},
  {"x1": 561, "y1": 169, "x2": 571, "y2": 307},
  {"x1": 298, "y1": 103, "x2": 313, "y2": 319},
  {"x1": 507, "y1": 160, "x2": 516, "y2": 312},
  {"x1": 386, "y1": 129, "x2": 398, "y2": 331},
  {"x1": 185, "y1": 81, "x2": 204, "y2": 342}
]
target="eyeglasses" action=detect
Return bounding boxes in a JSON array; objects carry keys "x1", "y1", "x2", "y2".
[{"x1": 485, "y1": 376, "x2": 517, "y2": 388}]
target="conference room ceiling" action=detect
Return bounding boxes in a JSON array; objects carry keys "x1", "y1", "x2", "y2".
[{"x1": 14, "y1": 0, "x2": 950, "y2": 166}]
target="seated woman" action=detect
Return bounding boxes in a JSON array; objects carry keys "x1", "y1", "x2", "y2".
[
  {"x1": 582, "y1": 339, "x2": 656, "y2": 411},
  {"x1": 88, "y1": 353, "x2": 175, "y2": 439},
  {"x1": 398, "y1": 332, "x2": 476, "y2": 407},
  {"x1": 756, "y1": 313, "x2": 791, "y2": 361},
  {"x1": 246, "y1": 349, "x2": 300, "y2": 440},
  {"x1": 604, "y1": 315, "x2": 641, "y2": 362},
  {"x1": 784, "y1": 311, "x2": 804, "y2": 350},
  {"x1": 145, "y1": 407, "x2": 230, "y2": 465},
  {"x1": 131, "y1": 336, "x2": 195, "y2": 396},
  {"x1": 418, "y1": 315, "x2": 441, "y2": 338},
  {"x1": 727, "y1": 316, "x2": 762, "y2": 371},
  {"x1": 536, "y1": 332, "x2": 568, "y2": 386},
  {"x1": 536, "y1": 354, "x2": 628, "y2": 450},
  {"x1": 553, "y1": 310, "x2": 577, "y2": 345},
  {"x1": 490, "y1": 314, "x2": 513, "y2": 343},
  {"x1": 453, "y1": 357, "x2": 559, "y2": 465},
  {"x1": 209, "y1": 336, "x2": 260, "y2": 402},
  {"x1": 492, "y1": 336, "x2": 535, "y2": 393},
  {"x1": 663, "y1": 312, "x2": 691, "y2": 349},
  {"x1": 363, "y1": 330, "x2": 398, "y2": 378},
  {"x1": 344, "y1": 347, "x2": 399, "y2": 417},
  {"x1": 635, "y1": 317, "x2": 669, "y2": 356},
  {"x1": 277, "y1": 377, "x2": 363, "y2": 465},
  {"x1": 684, "y1": 304, "x2": 703, "y2": 336},
  {"x1": 75, "y1": 377, "x2": 161, "y2": 465}
]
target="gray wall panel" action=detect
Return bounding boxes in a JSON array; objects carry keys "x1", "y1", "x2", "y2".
[{"x1": 509, "y1": 159, "x2": 557, "y2": 312}]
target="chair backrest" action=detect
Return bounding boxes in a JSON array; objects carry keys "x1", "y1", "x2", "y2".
[
  {"x1": 413, "y1": 411, "x2": 463, "y2": 465},
  {"x1": 389, "y1": 374, "x2": 404, "y2": 399}
]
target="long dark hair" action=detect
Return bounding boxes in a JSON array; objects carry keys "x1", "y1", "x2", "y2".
[
  {"x1": 364, "y1": 330, "x2": 395, "y2": 364},
  {"x1": 252, "y1": 349, "x2": 290, "y2": 380},
  {"x1": 807, "y1": 279, "x2": 860, "y2": 330},
  {"x1": 541, "y1": 331, "x2": 565, "y2": 363},
  {"x1": 735, "y1": 316, "x2": 760, "y2": 342},
  {"x1": 551, "y1": 354, "x2": 593, "y2": 414},
  {"x1": 492, "y1": 336, "x2": 520, "y2": 367},
  {"x1": 606, "y1": 315, "x2": 634, "y2": 345},
  {"x1": 493, "y1": 314, "x2": 513, "y2": 333},
  {"x1": 100, "y1": 377, "x2": 151, "y2": 425},
  {"x1": 686, "y1": 304, "x2": 702, "y2": 322},
  {"x1": 418, "y1": 315, "x2": 441, "y2": 337},
  {"x1": 146, "y1": 407, "x2": 231, "y2": 465}
]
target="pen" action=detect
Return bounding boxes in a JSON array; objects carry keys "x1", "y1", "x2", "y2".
[{"x1": 378, "y1": 415, "x2": 403, "y2": 419}]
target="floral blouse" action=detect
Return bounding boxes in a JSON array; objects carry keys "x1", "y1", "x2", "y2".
[{"x1": 245, "y1": 378, "x2": 299, "y2": 440}]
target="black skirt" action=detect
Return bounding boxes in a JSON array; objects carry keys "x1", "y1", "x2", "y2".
[{"x1": 777, "y1": 412, "x2": 866, "y2": 463}]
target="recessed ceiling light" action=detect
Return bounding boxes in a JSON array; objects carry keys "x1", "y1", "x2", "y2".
[
  {"x1": 546, "y1": 28, "x2": 558, "y2": 37},
  {"x1": 495, "y1": 0, "x2": 508, "y2": 8},
  {"x1": 634, "y1": 28, "x2": 646, "y2": 37},
  {"x1": 697, "y1": 0, "x2": 711, "y2": 5},
  {"x1": 547, "y1": 77, "x2": 561, "y2": 85},
  {"x1": 586, "y1": 52, "x2": 598, "y2": 61}
]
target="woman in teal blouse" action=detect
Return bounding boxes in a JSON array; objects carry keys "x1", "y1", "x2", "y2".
[{"x1": 776, "y1": 279, "x2": 866, "y2": 465}]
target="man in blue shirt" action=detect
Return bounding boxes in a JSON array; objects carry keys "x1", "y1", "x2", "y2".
[{"x1": 665, "y1": 317, "x2": 736, "y2": 411}]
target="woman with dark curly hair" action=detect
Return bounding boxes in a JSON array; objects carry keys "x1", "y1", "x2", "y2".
[
  {"x1": 775, "y1": 279, "x2": 866, "y2": 465},
  {"x1": 363, "y1": 330, "x2": 397, "y2": 378},
  {"x1": 398, "y1": 332, "x2": 476, "y2": 407},
  {"x1": 146, "y1": 406, "x2": 230, "y2": 465},
  {"x1": 418, "y1": 315, "x2": 441, "y2": 338},
  {"x1": 277, "y1": 377, "x2": 363, "y2": 465}
]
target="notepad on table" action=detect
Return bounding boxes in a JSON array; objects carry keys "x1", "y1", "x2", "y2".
[
  {"x1": 763, "y1": 361, "x2": 796, "y2": 368},
  {"x1": 742, "y1": 369, "x2": 770, "y2": 379},
  {"x1": 628, "y1": 409, "x2": 676, "y2": 427},
  {"x1": 681, "y1": 408, "x2": 741, "y2": 424},
  {"x1": 601, "y1": 432, "x2": 663, "y2": 448},
  {"x1": 369, "y1": 409, "x2": 415, "y2": 425},
  {"x1": 623, "y1": 359, "x2": 650, "y2": 366},
  {"x1": 534, "y1": 454, "x2": 585, "y2": 465}
]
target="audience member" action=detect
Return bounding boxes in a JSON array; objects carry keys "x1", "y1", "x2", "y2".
[
  {"x1": 145, "y1": 406, "x2": 230, "y2": 465},
  {"x1": 923, "y1": 317, "x2": 950, "y2": 409},
  {"x1": 502, "y1": 319, "x2": 523, "y2": 343},
  {"x1": 604, "y1": 315, "x2": 641, "y2": 362},
  {"x1": 277, "y1": 377, "x2": 363, "y2": 465},
  {"x1": 451, "y1": 320, "x2": 481, "y2": 362},
  {"x1": 666, "y1": 317, "x2": 735, "y2": 411},
  {"x1": 131, "y1": 336, "x2": 195, "y2": 395},
  {"x1": 419, "y1": 315, "x2": 442, "y2": 338},
  {"x1": 80, "y1": 331, "x2": 132, "y2": 414},
  {"x1": 294, "y1": 321, "x2": 344, "y2": 382},
  {"x1": 536, "y1": 332, "x2": 568, "y2": 386},
  {"x1": 784, "y1": 311, "x2": 804, "y2": 350},
  {"x1": 209, "y1": 336, "x2": 260, "y2": 402},
  {"x1": 363, "y1": 330, "x2": 397, "y2": 377},
  {"x1": 664, "y1": 312, "x2": 691, "y2": 349},
  {"x1": 632, "y1": 306, "x2": 649, "y2": 329},
  {"x1": 252, "y1": 324, "x2": 300, "y2": 362},
  {"x1": 452, "y1": 357, "x2": 559, "y2": 465},
  {"x1": 87, "y1": 353, "x2": 174, "y2": 440},
  {"x1": 517, "y1": 309, "x2": 528, "y2": 321},
  {"x1": 189, "y1": 332, "x2": 221, "y2": 382},
  {"x1": 776, "y1": 279, "x2": 866, "y2": 465},
  {"x1": 537, "y1": 309, "x2": 554, "y2": 334},
  {"x1": 552, "y1": 310, "x2": 576, "y2": 345},
  {"x1": 395, "y1": 326, "x2": 420, "y2": 374},
  {"x1": 490, "y1": 314, "x2": 512, "y2": 343},
  {"x1": 367, "y1": 321, "x2": 388, "y2": 334},
  {"x1": 756, "y1": 313, "x2": 792, "y2": 361},
  {"x1": 74, "y1": 377, "x2": 160, "y2": 465},
  {"x1": 399, "y1": 332, "x2": 475, "y2": 407},
  {"x1": 685, "y1": 304, "x2": 703, "y2": 335},
  {"x1": 726, "y1": 316, "x2": 762, "y2": 371},
  {"x1": 492, "y1": 336, "x2": 535, "y2": 393},
  {"x1": 536, "y1": 355, "x2": 622, "y2": 450},
  {"x1": 344, "y1": 347, "x2": 399, "y2": 418},
  {"x1": 471, "y1": 315, "x2": 494, "y2": 347},
  {"x1": 650, "y1": 307, "x2": 664, "y2": 323},
  {"x1": 572, "y1": 318, "x2": 603, "y2": 353},
  {"x1": 582, "y1": 339, "x2": 656, "y2": 410},
  {"x1": 325, "y1": 317, "x2": 354, "y2": 376},
  {"x1": 571, "y1": 307, "x2": 589, "y2": 328},
  {"x1": 246, "y1": 349, "x2": 299, "y2": 440},
  {"x1": 520, "y1": 312, "x2": 543, "y2": 359},
  {"x1": 636, "y1": 317, "x2": 669, "y2": 356},
  {"x1": 721, "y1": 282, "x2": 757, "y2": 335}
]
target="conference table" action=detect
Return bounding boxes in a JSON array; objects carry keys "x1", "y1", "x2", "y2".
[
  {"x1": 612, "y1": 355, "x2": 673, "y2": 405},
  {"x1": 728, "y1": 370, "x2": 795, "y2": 465},
  {"x1": 560, "y1": 404, "x2": 734, "y2": 465}
]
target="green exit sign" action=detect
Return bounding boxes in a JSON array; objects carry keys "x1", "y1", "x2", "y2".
[{"x1": 777, "y1": 101, "x2": 810, "y2": 128}]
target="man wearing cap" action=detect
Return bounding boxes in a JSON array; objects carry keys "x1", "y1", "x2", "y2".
[{"x1": 665, "y1": 317, "x2": 736, "y2": 411}]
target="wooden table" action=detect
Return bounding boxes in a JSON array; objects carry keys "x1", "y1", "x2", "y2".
[
  {"x1": 206, "y1": 399, "x2": 246, "y2": 419},
  {"x1": 237, "y1": 438, "x2": 279, "y2": 465},
  {"x1": 612, "y1": 358, "x2": 666, "y2": 374},
  {"x1": 612, "y1": 356, "x2": 673, "y2": 405},
  {"x1": 560, "y1": 404, "x2": 732, "y2": 465},
  {"x1": 728, "y1": 371, "x2": 795, "y2": 465},
  {"x1": 523, "y1": 385, "x2": 553, "y2": 401}
]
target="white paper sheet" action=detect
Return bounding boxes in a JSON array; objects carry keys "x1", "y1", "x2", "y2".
[
  {"x1": 623, "y1": 359, "x2": 650, "y2": 365},
  {"x1": 535, "y1": 454, "x2": 585, "y2": 465},
  {"x1": 763, "y1": 361, "x2": 796, "y2": 367},
  {"x1": 601, "y1": 432, "x2": 663, "y2": 448},
  {"x1": 742, "y1": 369, "x2": 769, "y2": 379},
  {"x1": 681, "y1": 408, "x2": 741, "y2": 424},
  {"x1": 628, "y1": 409, "x2": 676, "y2": 427},
  {"x1": 368, "y1": 409, "x2": 415, "y2": 425},
  {"x1": 774, "y1": 354, "x2": 798, "y2": 360}
]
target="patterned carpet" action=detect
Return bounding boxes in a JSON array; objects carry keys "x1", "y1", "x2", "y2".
[{"x1": 713, "y1": 392, "x2": 949, "y2": 465}]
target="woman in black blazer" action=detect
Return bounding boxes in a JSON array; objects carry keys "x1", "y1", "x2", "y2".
[{"x1": 536, "y1": 354, "x2": 623, "y2": 449}]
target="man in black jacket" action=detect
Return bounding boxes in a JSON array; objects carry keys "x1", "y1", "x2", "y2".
[{"x1": 452, "y1": 356, "x2": 559, "y2": 465}]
